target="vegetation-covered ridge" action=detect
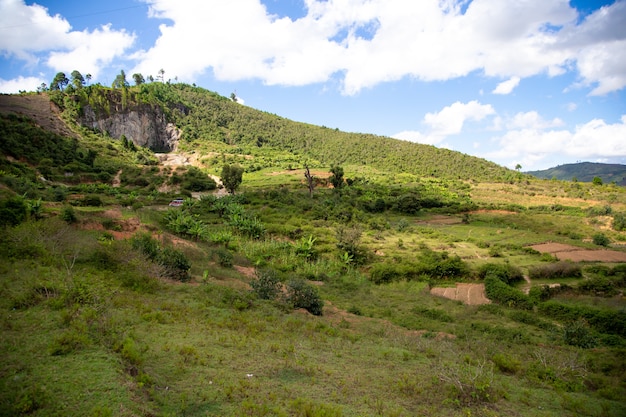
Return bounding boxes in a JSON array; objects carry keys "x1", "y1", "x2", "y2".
[
  {"x1": 41, "y1": 78, "x2": 514, "y2": 182},
  {"x1": 527, "y1": 162, "x2": 626, "y2": 186}
]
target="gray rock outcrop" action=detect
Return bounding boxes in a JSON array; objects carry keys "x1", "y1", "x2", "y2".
[{"x1": 79, "y1": 104, "x2": 181, "y2": 152}]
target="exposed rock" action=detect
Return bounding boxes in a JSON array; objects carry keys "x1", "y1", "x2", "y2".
[{"x1": 79, "y1": 104, "x2": 181, "y2": 152}]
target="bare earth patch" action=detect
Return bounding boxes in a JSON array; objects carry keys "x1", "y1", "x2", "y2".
[
  {"x1": 416, "y1": 215, "x2": 462, "y2": 225},
  {"x1": 430, "y1": 283, "x2": 490, "y2": 305},
  {"x1": 530, "y1": 242, "x2": 626, "y2": 262},
  {"x1": 0, "y1": 94, "x2": 76, "y2": 138}
]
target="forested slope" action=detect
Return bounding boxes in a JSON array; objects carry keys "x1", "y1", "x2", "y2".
[{"x1": 60, "y1": 82, "x2": 514, "y2": 182}]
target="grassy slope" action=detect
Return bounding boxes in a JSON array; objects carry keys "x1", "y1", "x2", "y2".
[{"x1": 1, "y1": 87, "x2": 626, "y2": 416}]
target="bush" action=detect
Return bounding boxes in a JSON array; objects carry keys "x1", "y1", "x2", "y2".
[
  {"x1": 528, "y1": 284, "x2": 572, "y2": 303},
  {"x1": 60, "y1": 205, "x2": 77, "y2": 223},
  {"x1": 369, "y1": 262, "x2": 405, "y2": 284},
  {"x1": 492, "y1": 353, "x2": 521, "y2": 374},
  {"x1": 79, "y1": 194, "x2": 103, "y2": 207},
  {"x1": 478, "y1": 262, "x2": 524, "y2": 285},
  {"x1": 416, "y1": 249, "x2": 469, "y2": 281},
  {"x1": 0, "y1": 196, "x2": 28, "y2": 226},
  {"x1": 131, "y1": 232, "x2": 160, "y2": 260},
  {"x1": 484, "y1": 276, "x2": 533, "y2": 309},
  {"x1": 131, "y1": 232, "x2": 191, "y2": 282},
  {"x1": 286, "y1": 279, "x2": 324, "y2": 316},
  {"x1": 613, "y1": 212, "x2": 626, "y2": 231},
  {"x1": 158, "y1": 247, "x2": 191, "y2": 282},
  {"x1": 215, "y1": 247, "x2": 233, "y2": 268},
  {"x1": 250, "y1": 269, "x2": 281, "y2": 300},
  {"x1": 592, "y1": 233, "x2": 611, "y2": 247},
  {"x1": 529, "y1": 261, "x2": 582, "y2": 280},
  {"x1": 563, "y1": 319, "x2": 597, "y2": 348}
]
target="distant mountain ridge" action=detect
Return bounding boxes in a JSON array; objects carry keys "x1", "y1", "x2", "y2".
[{"x1": 527, "y1": 162, "x2": 626, "y2": 185}]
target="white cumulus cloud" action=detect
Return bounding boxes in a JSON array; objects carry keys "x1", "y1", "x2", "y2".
[
  {"x1": 486, "y1": 115, "x2": 626, "y2": 168},
  {"x1": 393, "y1": 100, "x2": 495, "y2": 145},
  {"x1": 128, "y1": 0, "x2": 626, "y2": 95},
  {"x1": 492, "y1": 76, "x2": 520, "y2": 95},
  {"x1": 0, "y1": 76, "x2": 45, "y2": 93},
  {"x1": 0, "y1": 0, "x2": 135, "y2": 80}
]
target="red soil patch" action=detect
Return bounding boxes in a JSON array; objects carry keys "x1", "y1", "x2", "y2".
[
  {"x1": 530, "y1": 242, "x2": 626, "y2": 262},
  {"x1": 430, "y1": 283, "x2": 490, "y2": 305}
]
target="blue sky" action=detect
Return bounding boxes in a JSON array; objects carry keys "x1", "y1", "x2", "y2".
[{"x1": 1, "y1": 0, "x2": 625, "y2": 170}]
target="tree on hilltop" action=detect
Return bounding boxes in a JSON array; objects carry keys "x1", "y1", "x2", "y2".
[
  {"x1": 112, "y1": 70, "x2": 129, "y2": 89},
  {"x1": 71, "y1": 70, "x2": 84, "y2": 89},
  {"x1": 50, "y1": 72, "x2": 69, "y2": 91},
  {"x1": 132, "y1": 73, "x2": 145, "y2": 86}
]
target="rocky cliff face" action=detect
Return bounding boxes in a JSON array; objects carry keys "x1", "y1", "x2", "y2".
[{"x1": 79, "y1": 104, "x2": 181, "y2": 152}]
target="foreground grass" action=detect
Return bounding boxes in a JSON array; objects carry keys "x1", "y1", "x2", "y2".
[{"x1": 1, "y1": 216, "x2": 625, "y2": 416}]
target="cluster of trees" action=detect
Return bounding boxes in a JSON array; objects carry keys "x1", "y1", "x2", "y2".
[{"x1": 40, "y1": 68, "x2": 172, "y2": 94}]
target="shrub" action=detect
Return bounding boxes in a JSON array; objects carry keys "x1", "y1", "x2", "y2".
[
  {"x1": 158, "y1": 247, "x2": 191, "y2": 282},
  {"x1": 250, "y1": 268, "x2": 281, "y2": 300},
  {"x1": 563, "y1": 319, "x2": 597, "y2": 348},
  {"x1": 285, "y1": 279, "x2": 324, "y2": 316},
  {"x1": 416, "y1": 249, "x2": 469, "y2": 280},
  {"x1": 592, "y1": 233, "x2": 610, "y2": 247},
  {"x1": 0, "y1": 196, "x2": 28, "y2": 226},
  {"x1": 528, "y1": 284, "x2": 572, "y2": 303},
  {"x1": 484, "y1": 276, "x2": 533, "y2": 309},
  {"x1": 60, "y1": 205, "x2": 77, "y2": 223},
  {"x1": 215, "y1": 247, "x2": 233, "y2": 268},
  {"x1": 529, "y1": 261, "x2": 582, "y2": 280},
  {"x1": 478, "y1": 262, "x2": 524, "y2": 285},
  {"x1": 335, "y1": 226, "x2": 368, "y2": 266},
  {"x1": 131, "y1": 232, "x2": 160, "y2": 260},
  {"x1": 492, "y1": 353, "x2": 521, "y2": 374},
  {"x1": 613, "y1": 212, "x2": 626, "y2": 231},
  {"x1": 181, "y1": 166, "x2": 216, "y2": 191},
  {"x1": 369, "y1": 262, "x2": 405, "y2": 284},
  {"x1": 79, "y1": 194, "x2": 103, "y2": 207}
]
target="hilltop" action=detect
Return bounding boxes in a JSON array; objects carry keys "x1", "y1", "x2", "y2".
[{"x1": 1, "y1": 83, "x2": 626, "y2": 416}]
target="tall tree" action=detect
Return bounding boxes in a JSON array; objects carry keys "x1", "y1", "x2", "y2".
[
  {"x1": 132, "y1": 73, "x2": 145, "y2": 86},
  {"x1": 221, "y1": 164, "x2": 244, "y2": 194},
  {"x1": 70, "y1": 70, "x2": 84, "y2": 89},
  {"x1": 158, "y1": 68, "x2": 165, "y2": 83},
  {"x1": 85, "y1": 73, "x2": 92, "y2": 85},
  {"x1": 50, "y1": 72, "x2": 69, "y2": 91},
  {"x1": 112, "y1": 70, "x2": 129, "y2": 89}
]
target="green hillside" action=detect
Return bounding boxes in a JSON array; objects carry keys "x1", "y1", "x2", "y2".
[
  {"x1": 1, "y1": 83, "x2": 626, "y2": 416},
  {"x1": 527, "y1": 162, "x2": 626, "y2": 185},
  {"x1": 64, "y1": 82, "x2": 514, "y2": 182}
]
